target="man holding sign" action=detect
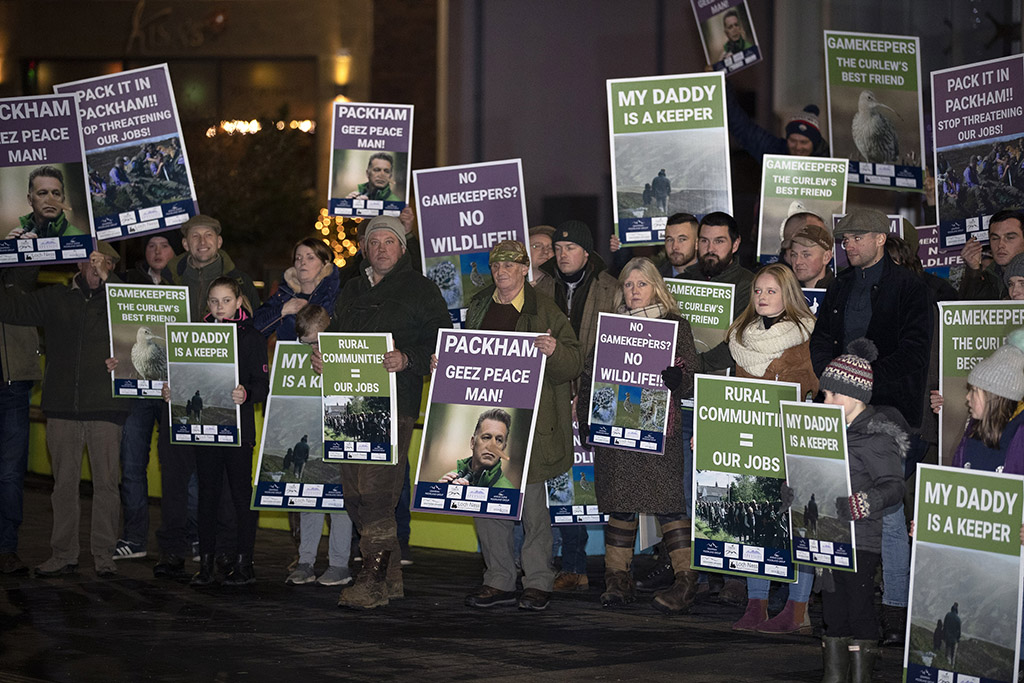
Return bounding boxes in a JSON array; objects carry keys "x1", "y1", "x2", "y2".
[
  {"x1": 322, "y1": 215, "x2": 450, "y2": 609},
  {"x1": 463, "y1": 240, "x2": 581, "y2": 612}
]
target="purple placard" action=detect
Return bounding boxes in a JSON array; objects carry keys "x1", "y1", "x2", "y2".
[
  {"x1": 414, "y1": 159, "x2": 529, "y2": 327},
  {"x1": 691, "y1": 0, "x2": 762, "y2": 76},
  {"x1": 55, "y1": 64, "x2": 198, "y2": 242},
  {"x1": 932, "y1": 55, "x2": 1024, "y2": 249},
  {"x1": 328, "y1": 102, "x2": 413, "y2": 218},
  {"x1": 0, "y1": 94, "x2": 94, "y2": 266},
  {"x1": 547, "y1": 418, "x2": 608, "y2": 525},
  {"x1": 916, "y1": 224, "x2": 963, "y2": 280},
  {"x1": 412, "y1": 329, "x2": 546, "y2": 520},
  {"x1": 587, "y1": 313, "x2": 677, "y2": 455}
]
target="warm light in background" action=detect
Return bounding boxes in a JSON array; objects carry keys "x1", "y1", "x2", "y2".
[
  {"x1": 205, "y1": 119, "x2": 315, "y2": 137},
  {"x1": 315, "y1": 210, "x2": 363, "y2": 268},
  {"x1": 333, "y1": 49, "x2": 352, "y2": 86}
]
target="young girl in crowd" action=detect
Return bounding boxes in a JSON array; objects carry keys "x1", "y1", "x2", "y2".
[
  {"x1": 817, "y1": 339, "x2": 906, "y2": 683},
  {"x1": 726, "y1": 264, "x2": 817, "y2": 634},
  {"x1": 165, "y1": 276, "x2": 268, "y2": 586}
]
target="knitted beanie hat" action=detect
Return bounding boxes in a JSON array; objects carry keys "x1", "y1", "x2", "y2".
[
  {"x1": 967, "y1": 328, "x2": 1024, "y2": 402},
  {"x1": 784, "y1": 105, "x2": 823, "y2": 148},
  {"x1": 1004, "y1": 252, "x2": 1024, "y2": 288},
  {"x1": 820, "y1": 338, "x2": 877, "y2": 404}
]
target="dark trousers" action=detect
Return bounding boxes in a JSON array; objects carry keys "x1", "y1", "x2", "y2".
[
  {"x1": 196, "y1": 446, "x2": 258, "y2": 557},
  {"x1": 119, "y1": 399, "x2": 167, "y2": 547},
  {"x1": 0, "y1": 380, "x2": 32, "y2": 553},
  {"x1": 823, "y1": 549, "x2": 881, "y2": 639}
]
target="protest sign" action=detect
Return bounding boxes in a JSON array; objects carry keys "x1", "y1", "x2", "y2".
[
  {"x1": 587, "y1": 313, "x2": 677, "y2": 454},
  {"x1": 106, "y1": 283, "x2": 189, "y2": 398},
  {"x1": 916, "y1": 224, "x2": 963, "y2": 281},
  {"x1": 779, "y1": 400, "x2": 856, "y2": 572},
  {"x1": 824, "y1": 31, "x2": 924, "y2": 190},
  {"x1": 415, "y1": 159, "x2": 528, "y2": 327},
  {"x1": 252, "y1": 342, "x2": 345, "y2": 512},
  {"x1": 665, "y1": 278, "x2": 734, "y2": 360},
  {"x1": 413, "y1": 329, "x2": 546, "y2": 520},
  {"x1": 692, "y1": 374, "x2": 799, "y2": 581},
  {"x1": 802, "y1": 288, "x2": 826, "y2": 318},
  {"x1": 757, "y1": 155, "x2": 848, "y2": 263},
  {"x1": 547, "y1": 418, "x2": 607, "y2": 526},
  {"x1": 0, "y1": 94, "x2": 94, "y2": 266},
  {"x1": 691, "y1": 0, "x2": 761, "y2": 75},
  {"x1": 328, "y1": 102, "x2": 412, "y2": 218},
  {"x1": 55, "y1": 64, "x2": 198, "y2": 242},
  {"x1": 166, "y1": 322, "x2": 240, "y2": 446},
  {"x1": 319, "y1": 332, "x2": 397, "y2": 464},
  {"x1": 937, "y1": 301, "x2": 1024, "y2": 465},
  {"x1": 905, "y1": 464, "x2": 1024, "y2": 683},
  {"x1": 932, "y1": 55, "x2": 1024, "y2": 249},
  {"x1": 607, "y1": 72, "x2": 732, "y2": 246}
]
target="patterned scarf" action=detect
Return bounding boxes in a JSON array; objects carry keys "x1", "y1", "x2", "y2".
[{"x1": 620, "y1": 303, "x2": 667, "y2": 319}]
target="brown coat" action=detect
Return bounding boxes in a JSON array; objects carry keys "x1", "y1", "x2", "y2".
[
  {"x1": 734, "y1": 341, "x2": 819, "y2": 400},
  {"x1": 576, "y1": 311, "x2": 697, "y2": 514}
]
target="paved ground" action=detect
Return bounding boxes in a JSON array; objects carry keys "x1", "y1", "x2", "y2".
[{"x1": 0, "y1": 476, "x2": 904, "y2": 682}]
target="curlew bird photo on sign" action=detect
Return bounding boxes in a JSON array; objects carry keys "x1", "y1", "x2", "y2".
[{"x1": 852, "y1": 90, "x2": 902, "y2": 165}]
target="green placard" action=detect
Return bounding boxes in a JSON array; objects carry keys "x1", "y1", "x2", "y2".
[
  {"x1": 694, "y1": 375, "x2": 798, "y2": 477},
  {"x1": 938, "y1": 301, "x2": 1024, "y2": 465},
  {"x1": 166, "y1": 322, "x2": 236, "y2": 364},
  {"x1": 272, "y1": 343, "x2": 322, "y2": 397},
  {"x1": 780, "y1": 401, "x2": 846, "y2": 460},
  {"x1": 762, "y1": 156, "x2": 848, "y2": 201},
  {"x1": 917, "y1": 466, "x2": 1024, "y2": 556},
  {"x1": 824, "y1": 31, "x2": 918, "y2": 92},
  {"x1": 608, "y1": 73, "x2": 726, "y2": 134},
  {"x1": 664, "y1": 278, "x2": 734, "y2": 330},
  {"x1": 320, "y1": 332, "x2": 397, "y2": 464},
  {"x1": 107, "y1": 283, "x2": 190, "y2": 398}
]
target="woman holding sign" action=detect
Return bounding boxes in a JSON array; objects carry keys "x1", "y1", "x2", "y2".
[
  {"x1": 726, "y1": 264, "x2": 818, "y2": 634},
  {"x1": 575, "y1": 257, "x2": 699, "y2": 614}
]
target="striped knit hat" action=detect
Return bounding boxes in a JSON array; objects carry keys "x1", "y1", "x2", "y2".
[{"x1": 820, "y1": 338, "x2": 878, "y2": 403}]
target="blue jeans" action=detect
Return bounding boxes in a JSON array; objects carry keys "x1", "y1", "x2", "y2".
[
  {"x1": 559, "y1": 525, "x2": 589, "y2": 574},
  {"x1": 119, "y1": 398, "x2": 164, "y2": 547},
  {"x1": 747, "y1": 564, "x2": 814, "y2": 602},
  {"x1": 0, "y1": 380, "x2": 32, "y2": 553},
  {"x1": 881, "y1": 503, "x2": 910, "y2": 607}
]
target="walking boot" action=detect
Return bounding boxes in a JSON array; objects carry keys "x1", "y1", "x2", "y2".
[
  {"x1": 731, "y1": 598, "x2": 768, "y2": 631},
  {"x1": 338, "y1": 550, "x2": 390, "y2": 609},
  {"x1": 635, "y1": 560, "x2": 673, "y2": 593},
  {"x1": 848, "y1": 639, "x2": 880, "y2": 683},
  {"x1": 386, "y1": 565, "x2": 404, "y2": 599},
  {"x1": 223, "y1": 554, "x2": 256, "y2": 586},
  {"x1": 652, "y1": 546, "x2": 699, "y2": 615},
  {"x1": 820, "y1": 636, "x2": 850, "y2": 683},
  {"x1": 190, "y1": 554, "x2": 216, "y2": 586},
  {"x1": 757, "y1": 600, "x2": 811, "y2": 634},
  {"x1": 600, "y1": 570, "x2": 636, "y2": 607},
  {"x1": 879, "y1": 605, "x2": 906, "y2": 646}
]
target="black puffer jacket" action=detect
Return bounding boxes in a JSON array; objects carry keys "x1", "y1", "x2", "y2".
[{"x1": 844, "y1": 406, "x2": 907, "y2": 553}]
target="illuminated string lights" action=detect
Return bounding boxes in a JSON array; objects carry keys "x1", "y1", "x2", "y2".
[
  {"x1": 205, "y1": 119, "x2": 316, "y2": 137},
  {"x1": 312, "y1": 209, "x2": 363, "y2": 267}
]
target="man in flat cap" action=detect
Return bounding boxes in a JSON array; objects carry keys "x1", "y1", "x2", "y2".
[
  {"x1": 463, "y1": 240, "x2": 581, "y2": 612},
  {"x1": 320, "y1": 214, "x2": 451, "y2": 609},
  {"x1": 809, "y1": 208, "x2": 932, "y2": 644}
]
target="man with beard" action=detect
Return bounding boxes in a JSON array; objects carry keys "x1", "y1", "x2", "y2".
[
  {"x1": 608, "y1": 213, "x2": 698, "y2": 277},
  {"x1": 681, "y1": 212, "x2": 754, "y2": 372},
  {"x1": 439, "y1": 409, "x2": 514, "y2": 488}
]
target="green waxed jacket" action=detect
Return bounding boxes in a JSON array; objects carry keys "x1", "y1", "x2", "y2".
[
  {"x1": 465, "y1": 283, "x2": 582, "y2": 484},
  {"x1": 454, "y1": 456, "x2": 515, "y2": 489}
]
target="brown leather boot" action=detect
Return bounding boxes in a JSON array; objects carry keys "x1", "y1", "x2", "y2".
[
  {"x1": 601, "y1": 569, "x2": 636, "y2": 606},
  {"x1": 337, "y1": 550, "x2": 391, "y2": 609},
  {"x1": 652, "y1": 547, "x2": 699, "y2": 615}
]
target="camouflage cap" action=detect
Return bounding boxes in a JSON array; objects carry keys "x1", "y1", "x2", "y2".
[{"x1": 489, "y1": 240, "x2": 530, "y2": 266}]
